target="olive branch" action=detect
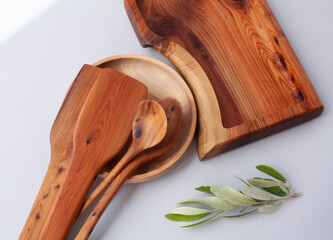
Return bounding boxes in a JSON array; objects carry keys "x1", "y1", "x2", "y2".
[{"x1": 165, "y1": 165, "x2": 302, "y2": 227}]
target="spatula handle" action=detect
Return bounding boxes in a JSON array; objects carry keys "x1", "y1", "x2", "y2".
[
  {"x1": 19, "y1": 154, "x2": 98, "y2": 240},
  {"x1": 77, "y1": 145, "x2": 138, "y2": 218},
  {"x1": 19, "y1": 156, "x2": 69, "y2": 240},
  {"x1": 38, "y1": 156, "x2": 97, "y2": 240}
]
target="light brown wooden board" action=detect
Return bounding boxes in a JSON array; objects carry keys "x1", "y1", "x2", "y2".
[{"x1": 125, "y1": 0, "x2": 324, "y2": 160}]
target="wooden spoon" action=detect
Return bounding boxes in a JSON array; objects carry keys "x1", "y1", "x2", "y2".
[
  {"x1": 19, "y1": 65, "x2": 148, "y2": 240},
  {"x1": 77, "y1": 97, "x2": 182, "y2": 217},
  {"x1": 76, "y1": 99, "x2": 167, "y2": 218},
  {"x1": 75, "y1": 98, "x2": 182, "y2": 239}
]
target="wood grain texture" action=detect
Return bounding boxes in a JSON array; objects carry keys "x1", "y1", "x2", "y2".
[
  {"x1": 19, "y1": 65, "x2": 147, "y2": 240},
  {"x1": 125, "y1": 0, "x2": 324, "y2": 159},
  {"x1": 94, "y1": 55, "x2": 196, "y2": 183}
]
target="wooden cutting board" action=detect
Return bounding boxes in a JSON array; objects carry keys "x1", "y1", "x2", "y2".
[{"x1": 125, "y1": 0, "x2": 324, "y2": 160}]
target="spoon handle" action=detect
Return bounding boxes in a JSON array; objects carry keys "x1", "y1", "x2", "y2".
[
  {"x1": 75, "y1": 157, "x2": 142, "y2": 240},
  {"x1": 77, "y1": 145, "x2": 139, "y2": 219}
]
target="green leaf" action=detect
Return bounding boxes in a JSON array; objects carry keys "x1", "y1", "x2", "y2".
[
  {"x1": 242, "y1": 186, "x2": 274, "y2": 201},
  {"x1": 278, "y1": 182, "x2": 290, "y2": 195},
  {"x1": 170, "y1": 207, "x2": 212, "y2": 215},
  {"x1": 224, "y1": 209, "x2": 258, "y2": 218},
  {"x1": 238, "y1": 207, "x2": 248, "y2": 213},
  {"x1": 181, "y1": 211, "x2": 225, "y2": 228},
  {"x1": 234, "y1": 175, "x2": 250, "y2": 186},
  {"x1": 165, "y1": 213, "x2": 207, "y2": 222},
  {"x1": 247, "y1": 178, "x2": 281, "y2": 188},
  {"x1": 263, "y1": 186, "x2": 287, "y2": 197},
  {"x1": 211, "y1": 186, "x2": 257, "y2": 206},
  {"x1": 180, "y1": 197, "x2": 238, "y2": 210},
  {"x1": 195, "y1": 186, "x2": 213, "y2": 194},
  {"x1": 165, "y1": 207, "x2": 212, "y2": 222},
  {"x1": 258, "y1": 202, "x2": 283, "y2": 214},
  {"x1": 256, "y1": 165, "x2": 287, "y2": 183}
]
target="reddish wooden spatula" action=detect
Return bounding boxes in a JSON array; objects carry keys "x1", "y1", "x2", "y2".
[{"x1": 19, "y1": 65, "x2": 147, "y2": 240}]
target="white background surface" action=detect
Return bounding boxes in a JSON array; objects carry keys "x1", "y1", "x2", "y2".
[
  {"x1": 0, "y1": 0, "x2": 332, "y2": 239},
  {"x1": 0, "y1": 0, "x2": 58, "y2": 45}
]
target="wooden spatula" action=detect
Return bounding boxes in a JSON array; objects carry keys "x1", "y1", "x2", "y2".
[{"x1": 19, "y1": 65, "x2": 147, "y2": 240}]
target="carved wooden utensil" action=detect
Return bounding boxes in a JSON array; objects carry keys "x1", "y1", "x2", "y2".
[
  {"x1": 125, "y1": 0, "x2": 324, "y2": 160},
  {"x1": 75, "y1": 98, "x2": 182, "y2": 239},
  {"x1": 76, "y1": 99, "x2": 168, "y2": 219},
  {"x1": 77, "y1": 97, "x2": 182, "y2": 218},
  {"x1": 19, "y1": 65, "x2": 147, "y2": 240}
]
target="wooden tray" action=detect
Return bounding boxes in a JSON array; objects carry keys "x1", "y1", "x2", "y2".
[{"x1": 125, "y1": 0, "x2": 324, "y2": 160}]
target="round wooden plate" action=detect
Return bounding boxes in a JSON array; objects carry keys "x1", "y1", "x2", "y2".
[{"x1": 93, "y1": 54, "x2": 197, "y2": 183}]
